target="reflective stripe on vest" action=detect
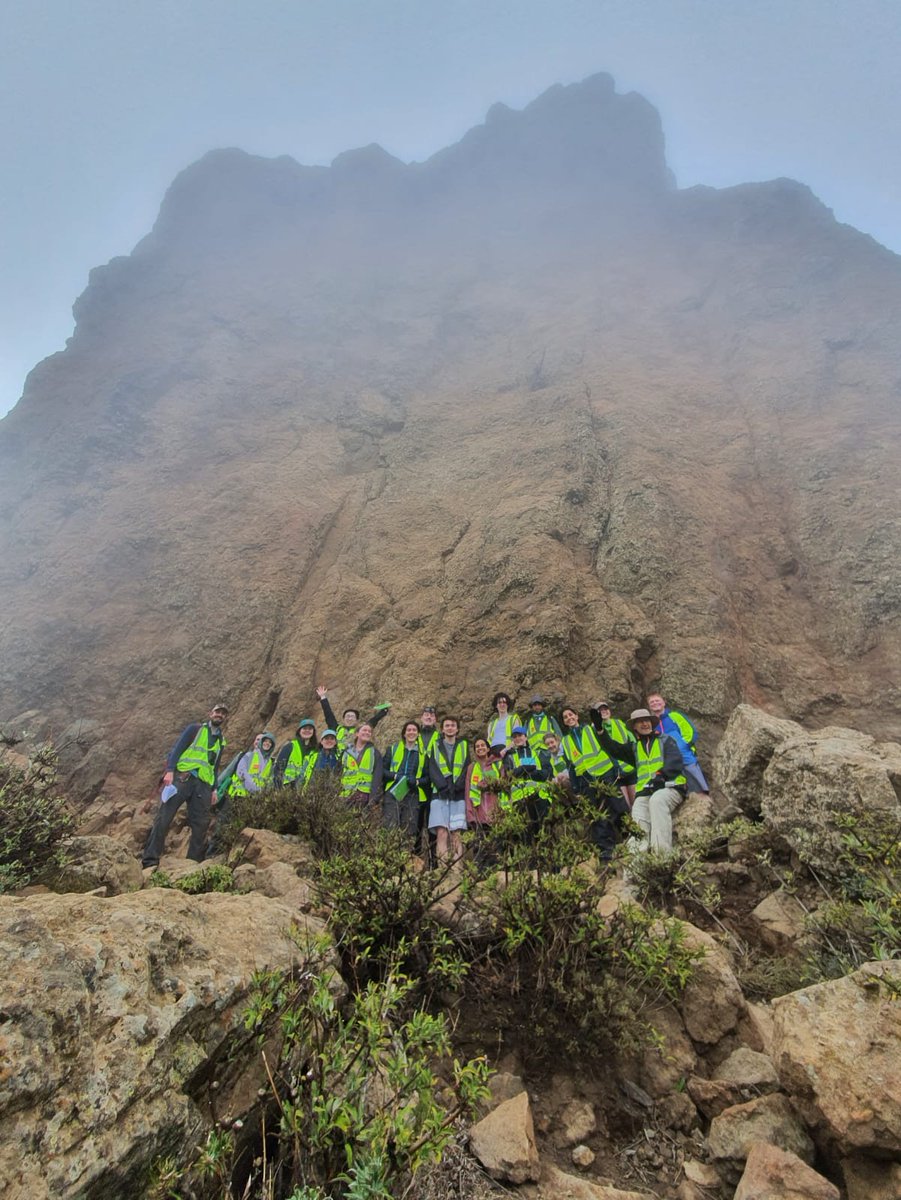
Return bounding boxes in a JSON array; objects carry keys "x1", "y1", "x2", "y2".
[
  {"x1": 228, "y1": 749, "x2": 273, "y2": 797},
  {"x1": 468, "y1": 760, "x2": 499, "y2": 806},
  {"x1": 433, "y1": 740, "x2": 468, "y2": 784},
  {"x1": 284, "y1": 739, "x2": 317, "y2": 784},
  {"x1": 341, "y1": 745, "x2": 375, "y2": 796},
  {"x1": 561, "y1": 725, "x2": 615, "y2": 777},
  {"x1": 603, "y1": 718, "x2": 636, "y2": 775},
  {"x1": 525, "y1": 713, "x2": 554, "y2": 755},
  {"x1": 389, "y1": 742, "x2": 427, "y2": 803},
  {"x1": 668, "y1": 710, "x2": 696, "y2": 749},
  {"x1": 505, "y1": 749, "x2": 544, "y2": 807},
  {"x1": 635, "y1": 737, "x2": 685, "y2": 791},
  {"x1": 176, "y1": 725, "x2": 224, "y2": 786},
  {"x1": 488, "y1": 714, "x2": 522, "y2": 746}
]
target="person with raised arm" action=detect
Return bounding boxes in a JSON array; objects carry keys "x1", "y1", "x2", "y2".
[{"x1": 315, "y1": 685, "x2": 390, "y2": 755}]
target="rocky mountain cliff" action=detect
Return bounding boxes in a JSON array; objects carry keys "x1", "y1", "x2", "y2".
[{"x1": 2, "y1": 72, "x2": 901, "y2": 797}]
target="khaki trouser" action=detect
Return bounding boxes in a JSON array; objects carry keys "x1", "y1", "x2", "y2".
[{"x1": 630, "y1": 787, "x2": 682, "y2": 853}]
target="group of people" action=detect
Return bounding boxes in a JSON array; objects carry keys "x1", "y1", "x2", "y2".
[{"x1": 140, "y1": 687, "x2": 709, "y2": 870}]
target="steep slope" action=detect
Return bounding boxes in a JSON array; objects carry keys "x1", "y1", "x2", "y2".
[{"x1": 1, "y1": 72, "x2": 900, "y2": 795}]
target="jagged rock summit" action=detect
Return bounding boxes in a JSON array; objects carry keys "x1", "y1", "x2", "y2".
[{"x1": 2, "y1": 72, "x2": 901, "y2": 798}]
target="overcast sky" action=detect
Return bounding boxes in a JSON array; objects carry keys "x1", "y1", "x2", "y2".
[{"x1": 2, "y1": 0, "x2": 900, "y2": 417}]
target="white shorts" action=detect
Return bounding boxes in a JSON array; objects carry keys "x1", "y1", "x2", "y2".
[{"x1": 428, "y1": 798, "x2": 467, "y2": 831}]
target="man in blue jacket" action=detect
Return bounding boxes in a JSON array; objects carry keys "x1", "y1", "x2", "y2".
[
  {"x1": 141, "y1": 703, "x2": 229, "y2": 867},
  {"x1": 647, "y1": 693, "x2": 709, "y2": 795}
]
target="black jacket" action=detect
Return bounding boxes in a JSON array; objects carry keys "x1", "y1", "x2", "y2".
[{"x1": 592, "y1": 722, "x2": 687, "y2": 795}]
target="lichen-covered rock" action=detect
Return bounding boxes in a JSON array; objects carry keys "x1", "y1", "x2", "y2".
[
  {"x1": 734, "y1": 1141, "x2": 839, "y2": 1199},
  {"x1": 771, "y1": 960, "x2": 901, "y2": 1156},
  {"x1": 708, "y1": 1094, "x2": 814, "y2": 1170},
  {"x1": 760, "y1": 729, "x2": 901, "y2": 874},
  {"x1": 469, "y1": 1090, "x2": 540, "y2": 1183},
  {"x1": 555, "y1": 1098, "x2": 597, "y2": 1148},
  {"x1": 713, "y1": 705, "x2": 801, "y2": 816},
  {"x1": 49, "y1": 834, "x2": 143, "y2": 895},
  {"x1": 0, "y1": 888, "x2": 327, "y2": 1199}
]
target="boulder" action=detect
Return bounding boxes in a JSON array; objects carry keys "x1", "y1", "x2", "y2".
[
  {"x1": 676, "y1": 922, "x2": 746, "y2": 1046},
  {"x1": 737, "y1": 1001, "x2": 775, "y2": 1056},
  {"x1": 760, "y1": 728, "x2": 901, "y2": 874},
  {"x1": 750, "y1": 890, "x2": 808, "y2": 950},
  {"x1": 49, "y1": 834, "x2": 143, "y2": 895},
  {"x1": 673, "y1": 792, "x2": 714, "y2": 839},
  {"x1": 713, "y1": 705, "x2": 800, "y2": 817},
  {"x1": 536, "y1": 1166, "x2": 656, "y2": 1199},
  {"x1": 708, "y1": 1094, "x2": 814, "y2": 1170},
  {"x1": 771, "y1": 960, "x2": 901, "y2": 1156},
  {"x1": 713, "y1": 1047, "x2": 779, "y2": 1092},
  {"x1": 841, "y1": 1155, "x2": 901, "y2": 1200},
  {"x1": 480, "y1": 1071, "x2": 526, "y2": 1113},
  {"x1": 0, "y1": 888, "x2": 327, "y2": 1199},
  {"x1": 469, "y1": 1090, "x2": 540, "y2": 1184},
  {"x1": 734, "y1": 1141, "x2": 839, "y2": 1199},
  {"x1": 681, "y1": 1159, "x2": 721, "y2": 1188},
  {"x1": 231, "y1": 827, "x2": 316, "y2": 874}
]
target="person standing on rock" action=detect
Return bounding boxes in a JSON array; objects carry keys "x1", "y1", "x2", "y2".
[
  {"x1": 417, "y1": 705, "x2": 441, "y2": 861},
  {"x1": 316, "y1": 686, "x2": 390, "y2": 754},
  {"x1": 308, "y1": 728, "x2": 341, "y2": 777},
  {"x1": 559, "y1": 703, "x2": 629, "y2": 861},
  {"x1": 382, "y1": 720, "x2": 429, "y2": 842},
  {"x1": 646, "y1": 693, "x2": 709, "y2": 797},
  {"x1": 595, "y1": 708, "x2": 687, "y2": 853},
  {"x1": 340, "y1": 722, "x2": 381, "y2": 808},
  {"x1": 428, "y1": 716, "x2": 469, "y2": 862},
  {"x1": 275, "y1": 718, "x2": 318, "y2": 787},
  {"x1": 141, "y1": 703, "x2": 229, "y2": 868},
  {"x1": 502, "y1": 725, "x2": 553, "y2": 843}
]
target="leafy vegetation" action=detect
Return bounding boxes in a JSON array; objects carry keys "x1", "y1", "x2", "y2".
[
  {"x1": 0, "y1": 739, "x2": 74, "y2": 893},
  {"x1": 149, "y1": 864, "x2": 242, "y2": 894}
]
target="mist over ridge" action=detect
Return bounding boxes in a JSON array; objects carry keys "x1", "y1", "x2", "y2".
[{"x1": 2, "y1": 71, "x2": 900, "y2": 802}]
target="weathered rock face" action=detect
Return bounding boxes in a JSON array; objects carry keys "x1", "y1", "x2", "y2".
[
  {"x1": 707, "y1": 1093, "x2": 814, "y2": 1172},
  {"x1": 760, "y1": 727, "x2": 901, "y2": 873},
  {"x1": 771, "y1": 960, "x2": 901, "y2": 1157},
  {"x1": 734, "y1": 1141, "x2": 839, "y2": 1200},
  {"x1": 0, "y1": 888, "x2": 326, "y2": 1199},
  {"x1": 713, "y1": 704, "x2": 803, "y2": 816},
  {"x1": 3, "y1": 75, "x2": 901, "y2": 801}
]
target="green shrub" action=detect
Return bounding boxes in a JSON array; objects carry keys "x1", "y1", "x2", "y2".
[
  {"x1": 0, "y1": 742, "x2": 74, "y2": 893},
  {"x1": 149, "y1": 864, "x2": 241, "y2": 895},
  {"x1": 178, "y1": 943, "x2": 490, "y2": 1200},
  {"x1": 214, "y1": 775, "x2": 358, "y2": 860}
]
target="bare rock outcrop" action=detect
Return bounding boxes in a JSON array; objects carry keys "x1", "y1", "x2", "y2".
[
  {"x1": 771, "y1": 960, "x2": 901, "y2": 1156},
  {"x1": 50, "y1": 833, "x2": 143, "y2": 894},
  {"x1": 708, "y1": 1094, "x2": 814, "y2": 1173},
  {"x1": 761, "y1": 727, "x2": 901, "y2": 873},
  {"x1": 0, "y1": 888, "x2": 327, "y2": 1199},
  {"x1": 713, "y1": 704, "x2": 801, "y2": 816},
  {"x1": 734, "y1": 1141, "x2": 839, "y2": 1200}
]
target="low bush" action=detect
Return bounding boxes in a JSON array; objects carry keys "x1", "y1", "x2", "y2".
[
  {"x1": 0, "y1": 741, "x2": 74, "y2": 893},
  {"x1": 149, "y1": 864, "x2": 241, "y2": 894}
]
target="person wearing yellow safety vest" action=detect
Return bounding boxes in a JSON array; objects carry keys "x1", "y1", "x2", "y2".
[
  {"x1": 417, "y1": 706, "x2": 441, "y2": 861},
  {"x1": 465, "y1": 738, "x2": 502, "y2": 829},
  {"x1": 228, "y1": 732, "x2": 276, "y2": 797},
  {"x1": 595, "y1": 708, "x2": 687, "y2": 853},
  {"x1": 559, "y1": 704, "x2": 630, "y2": 861},
  {"x1": 524, "y1": 695, "x2": 562, "y2": 756},
  {"x1": 540, "y1": 731, "x2": 572, "y2": 808},
  {"x1": 589, "y1": 700, "x2": 637, "y2": 807},
  {"x1": 502, "y1": 726, "x2": 553, "y2": 844},
  {"x1": 275, "y1": 719, "x2": 318, "y2": 786},
  {"x1": 316, "y1": 685, "x2": 391, "y2": 754},
  {"x1": 428, "y1": 717, "x2": 469, "y2": 862},
  {"x1": 341, "y1": 723, "x2": 381, "y2": 808},
  {"x1": 487, "y1": 692, "x2": 522, "y2": 748},
  {"x1": 647, "y1": 693, "x2": 710, "y2": 797},
  {"x1": 141, "y1": 703, "x2": 229, "y2": 868},
  {"x1": 382, "y1": 720, "x2": 429, "y2": 842}
]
